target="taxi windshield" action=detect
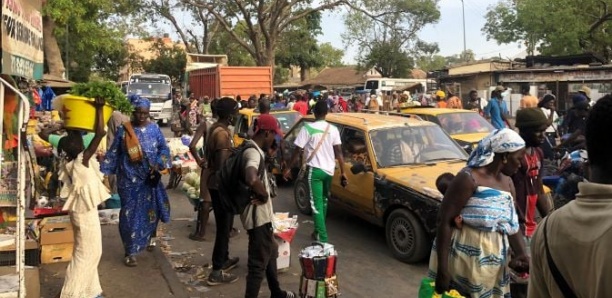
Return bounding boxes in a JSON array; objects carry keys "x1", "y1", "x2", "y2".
[
  {"x1": 436, "y1": 112, "x2": 494, "y2": 135},
  {"x1": 255, "y1": 112, "x2": 301, "y2": 134},
  {"x1": 369, "y1": 125, "x2": 467, "y2": 167}
]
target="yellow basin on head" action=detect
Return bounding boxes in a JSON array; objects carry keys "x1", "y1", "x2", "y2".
[{"x1": 54, "y1": 95, "x2": 113, "y2": 132}]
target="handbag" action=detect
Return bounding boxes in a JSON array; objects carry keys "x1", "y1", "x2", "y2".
[
  {"x1": 544, "y1": 218, "x2": 577, "y2": 298},
  {"x1": 297, "y1": 123, "x2": 331, "y2": 180},
  {"x1": 123, "y1": 121, "x2": 143, "y2": 163}
]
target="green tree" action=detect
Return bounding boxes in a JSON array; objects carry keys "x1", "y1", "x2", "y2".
[
  {"x1": 416, "y1": 55, "x2": 446, "y2": 71},
  {"x1": 201, "y1": 0, "x2": 349, "y2": 66},
  {"x1": 414, "y1": 40, "x2": 445, "y2": 71},
  {"x1": 343, "y1": 0, "x2": 440, "y2": 77},
  {"x1": 276, "y1": 11, "x2": 324, "y2": 81},
  {"x1": 482, "y1": 0, "x2": 612, "y2": 60},
  {"x1": 318, "y1": 43, "x2": 345, "y2": 70},
  {"x1": 43, "y1": 0, "x2": 140, "y2": 81},
  {"x1": 141, "y1": 39, "x2": 188, "y2": 84},
  {"x1": 360, "y1": 41, "x2": 414, "y2": 77}
]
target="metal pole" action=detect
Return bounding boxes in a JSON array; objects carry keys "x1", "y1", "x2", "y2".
[{"x1": 461, "y1": 0, "x2": 466, "y2": 55}]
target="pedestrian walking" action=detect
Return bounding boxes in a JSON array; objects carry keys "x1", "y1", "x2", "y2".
[
  {"x1": 56, "y1": 98, "x2": 109, "y2": 298},
  {"x1": 205, "y1": 97, "x2": 241, "y2": 285},
  {"x1": 484, "y1": 85, "x2": 513, "y2": 130},
  {"x1": 101, "y1": 95, "x2": 171, "y2": 267},
  {"x1": 241, "y1": 114, "x2": 296, "y2": 298},
  {"x1": 284, "y1": 101, "x2": 347, "y2": 243},
  {"x1": 528, "y1": 95, "x2": 612, "y2": 297}
]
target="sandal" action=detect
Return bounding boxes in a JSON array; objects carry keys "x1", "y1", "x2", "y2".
[
  {"x1": 124, "y1": 255, "x2": 137, "y2": 267},
  {"x1": 189, "y1": 233, "x2": 206, "y2": 242}
]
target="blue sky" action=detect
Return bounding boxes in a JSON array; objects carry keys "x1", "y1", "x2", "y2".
[{"x1": 318, "y1": 0, "x2": 523, "y2": 64}]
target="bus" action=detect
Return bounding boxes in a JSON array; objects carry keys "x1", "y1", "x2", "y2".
[
  {"x1": 127, "y1": 73, "x2": 173, "y2": 124},
  {"x1": 364, "y1": 78, "x2": 436, "y2": 94}
]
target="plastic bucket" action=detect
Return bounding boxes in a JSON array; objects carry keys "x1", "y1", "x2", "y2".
[{"x1": 54, "y1": 95, "x2": 113, "y2": 131}]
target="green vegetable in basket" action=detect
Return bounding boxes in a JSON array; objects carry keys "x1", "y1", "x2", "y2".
[{"x1": 70, "y1": 80, "x2": 133, "y2": 114}]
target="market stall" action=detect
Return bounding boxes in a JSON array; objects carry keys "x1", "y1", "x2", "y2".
[{"x1": 0, "y1": 76, "x2": 37, "y2": 298}]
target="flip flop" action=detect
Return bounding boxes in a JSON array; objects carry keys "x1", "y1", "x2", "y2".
[{"x1": 189, "y1": 233, "x2": 206, "y2": 242}]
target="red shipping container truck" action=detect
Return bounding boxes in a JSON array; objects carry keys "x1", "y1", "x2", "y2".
[{"x1": 188, "y1": 66, "x2": 273, "y2": 100}]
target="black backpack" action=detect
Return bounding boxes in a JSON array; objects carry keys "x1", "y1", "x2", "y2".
[{"x1": 217, "y1": 141, "x2": 265, "y2": 215}]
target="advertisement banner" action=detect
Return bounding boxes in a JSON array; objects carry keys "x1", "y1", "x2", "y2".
[{"x1": 1, "y1": 0, "x2": 44, "y2": 80}]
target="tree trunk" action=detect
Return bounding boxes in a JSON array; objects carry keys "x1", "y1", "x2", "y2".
[
  {"x1": 300, "y1": 66, "x2": 309, "y2": 81},
  {"x1": 43, "y1": 16, "x2": 65, "y2": 77}
]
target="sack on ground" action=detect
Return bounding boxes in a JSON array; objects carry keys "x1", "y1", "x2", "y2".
[{"x1": 217, "y1": 142, "x2": 264, "y2": 214}]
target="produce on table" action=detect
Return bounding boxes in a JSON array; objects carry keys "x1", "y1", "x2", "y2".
[{"x1": 181, "y1": 172, "x2": 201, "y2": 206}]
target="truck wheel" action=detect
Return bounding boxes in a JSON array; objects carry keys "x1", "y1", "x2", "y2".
[
  {"x1": 294, "y1": 179, "x2": 312, "y2": 215},
  {"x1": 385, "y1": 209, "x2": 429, "y2": 263}
]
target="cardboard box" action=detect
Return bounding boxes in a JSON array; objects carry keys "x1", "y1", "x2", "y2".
[
  {"x1": 41, "y1": 242, "x2": 73, "y2": 264},
  {"x1": 0, "y1": 266, "x2": 40, "y2": 298},
  {"x1": 39, "y1": 216, "x2": 74, "y2": 245},
  {"x1": 275, "y1": 237, "x2": 290, "y2": 270}
]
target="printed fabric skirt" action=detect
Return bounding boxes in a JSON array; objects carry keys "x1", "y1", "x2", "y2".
[{"x1": 427, "y1": 225, "x2": 511, "y2": 298}]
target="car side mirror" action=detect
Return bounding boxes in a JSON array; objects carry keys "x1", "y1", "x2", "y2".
[
  {"x1": 350, "y1": 162, "x2": 367, "y2": 175},
  {"x1": 237, "y1": 132, "x2": 248, "y2": 138}
]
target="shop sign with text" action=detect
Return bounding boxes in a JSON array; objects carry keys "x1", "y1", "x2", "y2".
[{"x1": 1, "y1": 0, "x2": 44, "y2": 80}]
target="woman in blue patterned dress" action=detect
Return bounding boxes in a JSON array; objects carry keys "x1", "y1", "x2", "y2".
[
  {"x1": 428, "y1": 129, "x2": 531, "y2": 297},
  {"x1": 101, "y1": 95, "x2": 171, "y2": 267}
]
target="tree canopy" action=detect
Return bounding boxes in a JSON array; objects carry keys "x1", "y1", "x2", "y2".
[
  {"x1": 140, "y1": 39, "x2": 188, "y2": 84},
  {"x1": 342, "y1": 0, "x2": 440, "y2": 77},
  {"x1": 42, "y1": 0, "x2": 139, "y2": 81},
  {"x1": 482, "y1": 0, "x2": 612, "y2": 60}
]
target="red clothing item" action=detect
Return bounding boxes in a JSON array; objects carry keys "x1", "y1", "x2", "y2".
[
  {"x1": 293, "y1": 101, "x2": 309, "y2": 116},
  {"x1": 511, "y1": 147, "x2": 543, "y2": 237},
  {"x1": 338, "y1": 98, "x2": 348, "y2": 112}
]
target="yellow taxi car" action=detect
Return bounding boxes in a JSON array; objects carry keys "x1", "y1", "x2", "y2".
[
  {"x1": 234, "y1": 108, "x2": 301, "y2": 174},
  {"x1": 233, "y1": 107, "x2": 301, "y2": 146},
  {"x1": 283, "y1": 113, "x2": 468, "y2": 263},
  {"x1": 400, "y1": 107, "x2": 494, "y2": 153}
]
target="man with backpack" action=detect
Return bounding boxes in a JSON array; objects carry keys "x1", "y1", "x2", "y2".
[
  {"x1": 220, "y1": 114, "x2": 296, "y2": 298},
  {"x1": 205, "y1": 97, "x2": 240, "y2": 286}
]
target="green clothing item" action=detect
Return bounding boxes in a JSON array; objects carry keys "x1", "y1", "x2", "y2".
[
  {"x1": 200, "y1": 103, "x2": 212, "y2": 115},
  {"x1": 308, "y1": 167, "x2": 332, "y2": 242},
  {"x1": 48, "y1": 132, "x2": 95, "y2": 149}
]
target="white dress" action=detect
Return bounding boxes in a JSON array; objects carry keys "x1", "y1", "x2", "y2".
[{"x1": 58, "y1": 153, "x2": 110, "y2": 298}]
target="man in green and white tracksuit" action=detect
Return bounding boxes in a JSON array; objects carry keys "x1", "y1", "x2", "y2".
[{"x1": 284, "y1": 101, "x2": 347, "y2": 243}]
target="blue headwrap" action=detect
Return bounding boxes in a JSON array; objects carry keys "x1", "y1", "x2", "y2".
[
  {"x1": 467, "y1": 128, "x2": 526, "y2": 168},
  {"x1": 129, "y1": 94, "x2": 151, "y2": 109}
]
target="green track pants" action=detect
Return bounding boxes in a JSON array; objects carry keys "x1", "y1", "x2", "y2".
[{"x1": 308, "y1": 167, "x2": 332, "y2": 243}]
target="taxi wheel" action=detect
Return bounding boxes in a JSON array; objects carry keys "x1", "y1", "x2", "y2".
[
  {"x1": 385, "y1": 208, "x2": 429, "y2": 264},
  {"x1": 294, "y1": 179, "x2": 312, "y2": 215}
]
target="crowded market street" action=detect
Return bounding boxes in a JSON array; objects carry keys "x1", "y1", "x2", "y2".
[{"x1": 39, "y1": 126, "x2": 427, "y2": 298}]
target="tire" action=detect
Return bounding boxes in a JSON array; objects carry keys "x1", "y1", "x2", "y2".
[
  {"x1": 385, "y1": 208, "x2": 429, "y2": 263},
  {"x1": 294, "y1": 179, "x2": 312, "y2": 215}
]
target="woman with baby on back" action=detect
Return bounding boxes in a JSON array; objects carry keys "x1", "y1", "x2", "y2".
[{"x1": 56, "y1": 97, "x2": 109, "y2": 298}]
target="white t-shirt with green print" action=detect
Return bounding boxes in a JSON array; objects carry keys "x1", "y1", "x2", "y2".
[{"x1": 294, "y1": 120, "x2": 342, "y2": 176}]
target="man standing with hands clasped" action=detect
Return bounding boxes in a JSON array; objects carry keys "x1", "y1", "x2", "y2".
[{"x1": 284, "y1": 101, "x2": 348, "y2": 243}]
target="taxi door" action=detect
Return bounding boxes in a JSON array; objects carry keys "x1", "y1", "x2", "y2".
[{"x1": 332, "y1": 127, "x2": 375, "y2": 215}]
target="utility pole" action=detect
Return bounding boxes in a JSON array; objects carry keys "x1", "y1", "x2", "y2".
[{"x1": 461, "y1": 0, "x2": 467, "y2": 57}]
